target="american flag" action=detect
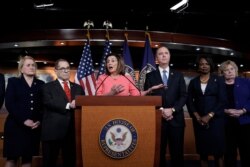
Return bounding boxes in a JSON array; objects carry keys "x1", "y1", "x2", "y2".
[
  {"x1": 97, "y1": 38, "x2": 112, "y2": 78},
  {"x1": 74, "y1": 39, "x2": 96, "y2": 95},
  {"x1": 138, "y1": 32, "x2": 156, "y2": 90}
]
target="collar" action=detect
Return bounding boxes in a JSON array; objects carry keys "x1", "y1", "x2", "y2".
[
  {"x1": 158, "y1": 66, "x2": 170, "y2": 74},
  {"x1": 58, "y1": 79, "x2": 69, "y2": 85}
]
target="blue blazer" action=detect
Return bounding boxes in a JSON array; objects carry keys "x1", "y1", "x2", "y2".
[{"x1": 231, "y1": 77, "x2": 250, "y2": 125}]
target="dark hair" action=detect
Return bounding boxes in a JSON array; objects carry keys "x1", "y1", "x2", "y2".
[
  {"x1": 195, "y1": 55, "x2": 215, "y2": 73},
  {"x1": 105, "y1": 53, "x2": 125, "y2": 75},
  {"x1": 155, "y1": 44, "x2": 170, "y2": 55},
  {"x1": 55, "y1": 59, "x2": 69, "y2": 69}
]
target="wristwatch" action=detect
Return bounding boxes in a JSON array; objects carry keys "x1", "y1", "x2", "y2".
[
  {"x1": 208, "y1": 112, "x2": 214, "y2": 118},
  {"x1": 172, "y1": 108, "x2": 176, "y2": 113}
]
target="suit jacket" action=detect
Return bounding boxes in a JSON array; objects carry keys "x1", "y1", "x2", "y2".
[
  {"x1": 0, "y1": 73, "x2": 5, "y2": 109},
  {"x1": 144, "y1": 68, "x2": 187, "y2": 127},
  {"x1": 231, "y1": 77, "x2": 250, "y2": 125},
  {"x1": 41, "y1": 79, "x2": 85, "y2": 141},
  {"x1": 4, "y1": 76, "x2": 45, "y2": 156},
  {"x1": 187, "y1": 74, "x2": 226, "y2": 118}
]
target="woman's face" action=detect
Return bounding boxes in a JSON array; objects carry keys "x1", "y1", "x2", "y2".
[
  {"x1": 21, "y1": 58, "x2": 36, "y2": 76},
  {"x1": 223, "y1": 64, "x2": 236, "y2": 80},
  {"x1": 106, "y1": 55, "x2": 118, "y2": 74},
  {"x1": 198, "y1": 58, "x2": 210, "y2": 74}
]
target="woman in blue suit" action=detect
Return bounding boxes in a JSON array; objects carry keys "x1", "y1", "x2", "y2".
[
  {"x1": 219, "y1": 60, "x2": 250, "y2": 167},
  {"x1": 187, "y1": 55, "x2": 226, "y2": 167},
  {"x1": 3, "y1": 56, "x2": 45, "y2": 167}
]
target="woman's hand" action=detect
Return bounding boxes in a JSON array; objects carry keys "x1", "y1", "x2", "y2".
[
  {"x1": 110, "y1": 84, "x2": 124, "y2": 95},
  {"x1": 24, "y1": 119, "x2": 40, "y2": 129},
  {"x1": 225, "y1": 109, "x2": 244, "y2": 117}
]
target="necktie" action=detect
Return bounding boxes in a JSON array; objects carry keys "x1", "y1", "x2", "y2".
[
  {"x1": 63, "y1": 81, "x2": 71, "y2": 101},
  {"x1": 162, "y1": 70, "x2": 168, "y2": 86}
]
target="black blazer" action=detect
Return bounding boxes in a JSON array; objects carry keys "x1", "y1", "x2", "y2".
[
  {"x1": 0, "y1": 73, "x2": 5, "y2": 109},
  {"x1": 144, "y1": 68, "x2": 187, "y2": 127},
  {"x1": 187, "y1": 74, "x2": 226, "y2": 117},
  {"x1": 41, "y1": 80, "x2": 85, "y2": 141}
]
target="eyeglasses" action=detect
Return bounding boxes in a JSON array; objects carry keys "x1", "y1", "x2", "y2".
[{"x1": 56, "y1": 67, "x2": 70, "y2": 72}]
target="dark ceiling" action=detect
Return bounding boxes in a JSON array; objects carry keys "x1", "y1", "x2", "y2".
[
  {"x1": 2, "y1": 0, "x2": 249, "y2": 40},
  {"x1": 1, "y1": 0, "x2": 250, "y2": 71}
]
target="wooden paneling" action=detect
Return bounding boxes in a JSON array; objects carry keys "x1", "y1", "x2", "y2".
[{"x1": 0, "y1": 111, "x2": 198, "y2": 166}]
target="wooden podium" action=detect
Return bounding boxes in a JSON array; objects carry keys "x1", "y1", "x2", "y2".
[{"x1": 75, "y1": 96, "x2": 161, "y2": 167}]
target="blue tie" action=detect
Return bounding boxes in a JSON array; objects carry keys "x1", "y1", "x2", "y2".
[{"x1": 162, "y1": 70, "x2": 168, "y2": 86}]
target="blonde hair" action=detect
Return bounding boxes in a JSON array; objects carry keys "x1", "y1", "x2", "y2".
[
  {"x1": 18, "y1": 56, "x2": 37, "y2": 77},
  {"x1": 218, "y1": 60, "x2": 238, "y2": 77}
]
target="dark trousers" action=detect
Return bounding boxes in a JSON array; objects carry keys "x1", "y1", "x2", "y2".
[
  {"x1": 42, "y1": 129, "x2": 76, "y2": 167},
  {"x1": 224, "y1": 119, "x2": 250, "y2": 167},
  {"x1": 159, "y1": 121, "x2": 185, "y2": 167}
]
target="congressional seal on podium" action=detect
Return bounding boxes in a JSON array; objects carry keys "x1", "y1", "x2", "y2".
[{"x1": 99, "y1": 119, "x2": 138, "y2": 159}]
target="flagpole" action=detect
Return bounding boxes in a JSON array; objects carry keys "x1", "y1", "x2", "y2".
[
  {"x1": 74, "y1": 20, "x2": 96, "y2": 96},
  {"x1": 97, "y1": 21, "x2": 112, "y2": 78}
]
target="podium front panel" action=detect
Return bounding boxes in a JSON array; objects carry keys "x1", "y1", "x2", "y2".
[{"x1": 81, "y1": 106, "x2": 157, "y2": 167}]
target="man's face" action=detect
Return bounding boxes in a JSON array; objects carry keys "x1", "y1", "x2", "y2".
[
  {"x1": 156, "y1": 47, "x2": 170, "y2": 66},
  {"x1": 55, "y1": 61, "x2": 70, "y2": 81}
]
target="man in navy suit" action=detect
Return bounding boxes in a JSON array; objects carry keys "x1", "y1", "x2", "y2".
[
  {"x1": 41, "y1": 59, "x2": 85, "y2": 167},
  {"x1": 144, "y1": 45, "x2": 187, "y2": 167},
  {"x1": 0, "y1": 73, "x2": 5, "y2": 109}
]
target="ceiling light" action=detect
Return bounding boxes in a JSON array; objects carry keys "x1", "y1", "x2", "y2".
[
  {"x1": 34, "y1": 3, "x2": 54, "y2": 8},
  {"x1": 34, "y1": 0, "x2": 54, "y2": 8},
  {"x1": 170, "y1": 0, "x2": 189, "y2": 13}
]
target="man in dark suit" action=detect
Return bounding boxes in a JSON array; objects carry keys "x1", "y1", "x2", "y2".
[
  {"x1": 0, "y1": 73, "x2": 5, "y2": 109},
  {"x1": 144, "y1": 45, "x2": 187, "y2": 167},
  {"x1": 41, "y1": 59, "x2": 85, "y2": 167}
]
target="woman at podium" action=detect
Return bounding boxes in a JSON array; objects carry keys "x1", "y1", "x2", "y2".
[{"x1": 96, "y1": 53, "x2": 163, "y2": 96}]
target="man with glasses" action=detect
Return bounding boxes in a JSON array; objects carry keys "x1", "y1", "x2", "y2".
[{"x1": 41, "y1": 59, "x2": 85, "y2": 167}]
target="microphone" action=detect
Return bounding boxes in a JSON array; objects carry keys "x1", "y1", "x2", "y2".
[
  {"x1": 95, "y1": 75, "x2": 109, "y2": 96},
  {"x1": 123, "y1": 75, "x2": 141, "y2": 96}
]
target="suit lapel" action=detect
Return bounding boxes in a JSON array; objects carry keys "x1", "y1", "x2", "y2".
[
  {"x1": 196, "y1": 77, "x2": 204, "y2": 95},
  {"x1": 167, "y1": 69, "x2": 175, "y2": 88},
  {"x1": 54, "y1": 80, "x2": 69, "y2": 101},
  {"x1": 69, "y1": 82, "x2": 75, "y2": 98},
  {"x1": 204, "y1": 75, "x2": 217, "y2": 95},
  {"x1": 155, "y1": 69, "x2": 163, "y2": 84}
]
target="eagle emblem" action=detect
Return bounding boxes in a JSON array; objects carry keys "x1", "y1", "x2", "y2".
[
  {"x1": 109, "y1": 128, "x2": 128, "y2": 148},
  {"x1": 99, "y1": 119, "x2": 138, "y2": 159}
]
